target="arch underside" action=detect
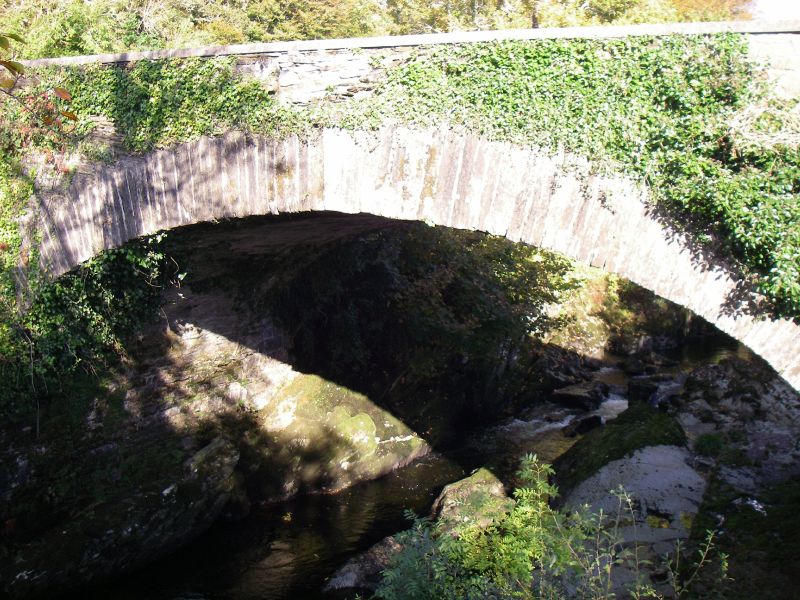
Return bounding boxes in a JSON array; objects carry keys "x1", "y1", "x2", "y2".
[{"x1": 36, "y1": 126, "x2": 800, "y2": 390}]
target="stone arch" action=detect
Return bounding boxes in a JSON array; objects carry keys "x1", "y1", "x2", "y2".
[{"x1": 35, "y1": 126, "x2": 800, "y2": 390}]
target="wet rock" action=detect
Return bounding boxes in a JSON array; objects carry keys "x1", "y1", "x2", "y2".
[
  {"x1": 553, "y1": 405, "x2": 686, "y2": 500},
  {"x1": 550, "y1": 381, "x2": 609, "y2": 411},
  {"x1": 639, "y1": 351, "x2": 678, "y2": 368},
  {"x1": 323, "y1": 535, "x2": 403, "y2": 593},
  {"x1": 609, "y1": 334, "x2": 682, "y2": 357},
  {"x1": 431, "y1": 468, "x2": 514, "y2": 533},
  {"x1": 671, "y1": 357, "x2": 800, "y2": 489},
  {"x1": 0, "y1": 453, "x2": 31, "y2": 501},
  {"x1": 562, "y1": 415, "x2": 603, "y2": 438},
  {"x1": 220, "y1": 473, "x2": 251, "y2": 522},
  {"x1": 620, "y1": 357, "x2": 647, "y2": 376},
  {"x1": 564, "y1": 445, "x2": 706, "y2": 599},
  {"x1": 325, "y1": 469, "x2": 514, "y2": 593},
  {"x1": 533, "y1": 344, "x2": 597, "y2": 391},
  {"x1": 628, "y1": 377, "x2": 661, "y2": 404},
  {"x1": 2, "y1": 437, "x2": 240, "y2": 599}
]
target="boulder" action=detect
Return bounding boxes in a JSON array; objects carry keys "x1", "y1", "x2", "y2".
[
  {"x1": 627, "y1": 377, "x2": 661, "y2": 404},
  {"x1": 325, "y1": 468, "x2": 513, "y2": 593},
  {"x1": 323, "y1": 536, "x2": 404, "y2": 593},
  {"x1": 550, "y1": 382, "x2": 609, "y2": 411},
  {"x1": 563, "y1": 445, "x2": 707, "y2": 598},
  {"x1": 563, "y1": 445, "x2": 706, "y2": 532},
  {"x1": 562, "y1": 415, "x2": 603, "y2": 438},
  {"x1": 431, "y1": 468, "x2": 514, "y2": 533}
]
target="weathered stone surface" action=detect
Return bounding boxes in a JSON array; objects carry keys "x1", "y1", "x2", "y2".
[
  {"x1": 551, "y1": 381, "x2": 609, "y2": 410},
  {"x1": 431, "y1": 468, "x2": 514, "y2": 532},
  {"x1": 324, "y1": 468, "x2": 513, "y2": 593},
  {"x1": 0, "y1": 219, "x2": 434, "y2": 597},
  {"x1": 672, "y1": 357, "x2": 800, "y2": 489},
  {"x1": 1, "y1": 437, "x2": 240, "y2": 599},
  {"x1": 323, "y1": 535, "x2": 404, "y2": 593},
  {"x1": 564, "y1": 445, "x2": 706, "y2": 597},
  {"x1": 562, "y1": 414, "x2": 603, "y2": 437},
  {"x1": 33, "y1": 123, "x2": 800, "y2": 392},
  {"x1": 627, "y1": 377, "x2": 661, "y2": 404},
  {"x1": 564, "y1": 445, "x2": 706, "y2": 529}
]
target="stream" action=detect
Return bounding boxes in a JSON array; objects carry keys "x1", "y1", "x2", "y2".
[{"x1": 71, "y1": 334, "x2": 746, "y2": 600}]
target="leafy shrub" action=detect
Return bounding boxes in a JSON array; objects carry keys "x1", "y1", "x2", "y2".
[
  {"x1": 377, "y1": 454, "x2": 727, "y2": 600},
  {"x1": 0, "y1": 235, "x2": 171, "y2": 423},
  {"x1": 694, "y1": 433, "x2": 725, "y2": 457}
]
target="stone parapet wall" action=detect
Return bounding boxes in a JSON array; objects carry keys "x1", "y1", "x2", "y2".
[
  {"x1": 22, "y1": 22, "x2": 800, "y2": 105},
  {"x1": 21, "y1": 20, "x2": 800, "y2": 67}
]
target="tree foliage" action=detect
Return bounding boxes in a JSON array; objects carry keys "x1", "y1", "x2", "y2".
[
  {"x1": 263, "y1": 225, "x2": 577, "y2": 438},
  {"x1": 0, "y1": 0, "x2": 751, "y2": 59},
  {"x1": 531, "y1": 0, "x2": 749, "y2": 28},
  {"x1": 377, "y1": 454, "x2": 728, "y2": 599}
]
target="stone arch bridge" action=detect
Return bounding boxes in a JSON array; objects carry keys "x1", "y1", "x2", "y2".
[{"x1": 25, "y1": 21, "x2": 800, "y2": 390}]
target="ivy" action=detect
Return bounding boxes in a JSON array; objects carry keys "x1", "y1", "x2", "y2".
[
  {"x1": 330, "y1": 35, "x2": 799, "y2": 315},
  {"x1": 0, "y1": 235, "x2": 170, "y2": 421},
  {"x1": 61, "y1": 57, "x2": 304, "y2": 152}
]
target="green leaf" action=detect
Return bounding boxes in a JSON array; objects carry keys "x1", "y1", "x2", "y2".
[
  {"x1": 3, "y1": 33, "x2": 25, "y2": 44},
  {"x1": 0, "y1": 59, "x2": 24, "y2": 75}
]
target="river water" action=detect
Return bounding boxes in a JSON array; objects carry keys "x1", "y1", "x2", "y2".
[{"x1": 77, "y1": 334, "x2": 746, "y2": 600}]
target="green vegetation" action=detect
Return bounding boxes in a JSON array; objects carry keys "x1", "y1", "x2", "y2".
[
  {"x1": 336, "y1": 35, "x2": 799, "y2": 315},
  {"x1": 378, "y1": 454, "x2": 726, "y2": 599},
  {"x1": 694, "y1": 432, "x2": 725, "y2": 457},
  {"x1": 0, "y1": 236, "x2": 170, "y2": 425},
  {"x1": 0, "y1": 0, "x2": 748, "y2": 58},
  {"x1": 691, "y1": 475, "x2": 800, "y2": 600},
  {"x1": 229, "y1": 224, "x2": 577, "y2": 441},
  {"x1": 22, "y1": 32, "x2": 793, "y2": 316},
  {"x1": 0, "y1": 27, "x2": 796, "y2": 441},
  {"x1": 693, "y1": 431, "x2": 751, "y2": 466},
  {"x1": 2, "y1": 29, "x2": 796, "y2": 435},
  {"x1": 598, "y1": 277, "x2": 693, "y2": 347},
  {"x1": 62, "y1": 57, "x2": 303, "y2": 152},
  {"x1": 553, "y1": 404, "x2": 686, "y2": 496}
]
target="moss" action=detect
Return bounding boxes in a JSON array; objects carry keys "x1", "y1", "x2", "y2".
[
  {"x1": 691, "y1": 475, "x2": 800, "y2": 600},
  {"x1": 646, "y1": 514, "x2": 671, "y2": 529},
  {"x1": 435, "y1": 468, "x2": 514, "y2": 532},
  {"x1": 694, "y1": 432, "x2": 724, "y2": 457},
  {"x1": 327, "y1": 405, "x2": 378, "y2": 456},
  {"x1": 552, "y1": 404, "x2": 686, "y2": 498}
]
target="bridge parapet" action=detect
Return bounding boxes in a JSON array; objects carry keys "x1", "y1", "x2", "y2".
[{"x1": 23, "y1": 21, "x2": 800, "y2": 103}]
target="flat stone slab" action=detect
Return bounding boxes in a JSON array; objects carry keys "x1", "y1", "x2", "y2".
[{"x1": 564, "y1": 444, "x2": 706, "y2": 537}]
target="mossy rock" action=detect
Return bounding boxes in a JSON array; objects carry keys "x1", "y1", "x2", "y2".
[
  {"x1": 690, "y1": 475, "x2": 800, "y2": 600},
  {"x1": 327, "y1": 405, "x2": 378, "y2": 457},
  {"x1": 251, "y1": 373, "x2": 428, "y2": 497},
  {"x1": 553, "y1": 404, "x2": 686, "y2": 500},
  {"x1": 432, "y1": 468, "x2": 514, "y2": 532}
]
